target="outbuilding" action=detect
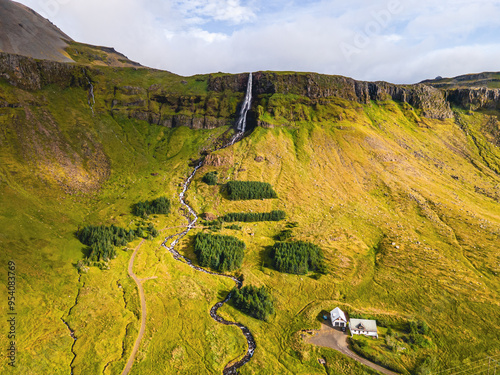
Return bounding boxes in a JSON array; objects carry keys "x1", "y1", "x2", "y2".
[
  {"x1": 349, "y1": 318, "x2": 378, "y2": 339},
  {"x1": 330, "y1": 307, "x2": 347, "y2": 327}
]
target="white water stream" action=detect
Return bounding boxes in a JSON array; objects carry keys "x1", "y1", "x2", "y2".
[{"x1": 161, "y1": 73, "x2": 255, "y2": 374}]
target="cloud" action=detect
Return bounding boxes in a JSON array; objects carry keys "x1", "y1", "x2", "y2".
[
  {"x1": 175, "y1": 0, "x2": 256, "y2": 24},
  {"x1": 14, "y1": 0, "x2": 500, "y2": 83}
]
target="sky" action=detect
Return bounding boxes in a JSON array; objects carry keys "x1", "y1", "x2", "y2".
[{"x1": 15, "y1": 0, "x2": 500, "y2": 83}]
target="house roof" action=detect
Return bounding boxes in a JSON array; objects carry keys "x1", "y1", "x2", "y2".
[
  {"x1": 330, "y1": 307, "x2": 347, "y2": 322},
  {"x1": 349, "y1": 319, "x2": 377, "y2": 332}
]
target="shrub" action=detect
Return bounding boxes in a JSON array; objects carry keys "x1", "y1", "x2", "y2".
[
  {"x1": 231, "y1": 285, "x2": 274, "y2": 321},
  {"x1": 221, "y1": 210, "x2": 286, "y2": 222},
  {"x1": 410, "y1": 333, "x2": 432, "y2": 348},
  {"x1": 226, "y1": 181, "x2": 278, "y2": 200},
  {"x1": 271, "y1": 241, "x2": 326, "y2": 275},
  {"x1": 206, "y1": 220, "x2": 223, "y2": 231},
  {"x1": 418, "y1": 320, "x2": 429, "y2": 335},
  {"x1": 133, "y1": 197, "x2": 171, "y2": 217},
  {"x1": 194, "y1": 232, "x2": 246, "y2": 272},
  {"x1": 202, "y1": 171, "x2": 218, "y2": 185}
]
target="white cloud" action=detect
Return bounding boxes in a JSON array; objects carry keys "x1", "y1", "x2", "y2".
[
  {"x1": 14, "y1": 0, "x2": 500, "y2": 83},
  {"x1": 186, "y1": 28, "x2": 228, "y2": 42},
  {"x1": 175, "y1": 0, "x2": 255, "y2": 24}
]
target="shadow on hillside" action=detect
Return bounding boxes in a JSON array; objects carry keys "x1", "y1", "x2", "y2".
[{"x1": 257, "y1": 245, "x2": 274, "y2": 271}]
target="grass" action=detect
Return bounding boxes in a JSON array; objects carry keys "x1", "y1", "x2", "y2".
[
  {"x1": 183, "y1": 97, "x2": 500, "y2": 374},
  {"x1": 0, "y1": 74, "x2": 240, "y2": 374},
  {"x1": 0, "y1": 67, "x2": 499, "y2": 375}
]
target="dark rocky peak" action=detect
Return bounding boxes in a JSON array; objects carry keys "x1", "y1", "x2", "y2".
[{"x1": 0, "y1": 0, "x2": 73, "y2": 62}]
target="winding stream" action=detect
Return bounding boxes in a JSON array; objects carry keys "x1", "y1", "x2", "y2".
[{"x1": 161, "y1": 73, "x2": 255, "y2": 374}]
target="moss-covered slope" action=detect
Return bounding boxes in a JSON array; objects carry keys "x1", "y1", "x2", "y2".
[{"x1": 0, "y1": 54, "x2": 499, "y2": 375}]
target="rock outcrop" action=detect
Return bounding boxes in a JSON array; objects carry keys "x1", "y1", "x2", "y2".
[
  {"x1": 207, "y1": 73, "x2": 248, "y2": 93},
  {"x1": 446, "y1": 88, "x2": 500, "y2": 111},
  {"x1": 0, "y1": 52, "x2": 88, "y2": 90},
  {"x1": 210, "y1": 71, "x2": 454, "y2": 120},
  {"x1": 5, "y1": 51, "x2": 499, "y2": 127}
]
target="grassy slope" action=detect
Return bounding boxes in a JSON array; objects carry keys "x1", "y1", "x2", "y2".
[
  {"x1": 0, "y1": 67, "x2": 499, "y2": 375},
  {"x1": 183, "y1": 98, "x2": 500, "y2": 374},
  {"x1": 0, "y1": 69, "x2": 243, "y2": 374}
]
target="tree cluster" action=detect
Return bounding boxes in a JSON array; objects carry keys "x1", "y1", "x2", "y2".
[
  {"x1": 194, "y1": 232, "x2": 245, "y2": 272},
  {"x1": 135, "y1": 222, "x2": 160, "y2": 239},
  {"x1": 271, "y1": 241, "x2": 326, "y2": 275},
  {"x1": 221, "y1": 210, "x2": 286, "y2": 222},
  {"x1": 226, "y1": 181, "x2": 278, "y2": 200},
  {"x1": 77, "y1": 225, "x2": 136, "y2": 262},
  {"x1": 132, "y1": 197, "x2": 171, "y2": 218},
  {"x1": 202, "y1": 171, "x2": 218, "y2": 185},
  {"x1": 231, "y1": 285, "x2": 274, "y2": 321}
]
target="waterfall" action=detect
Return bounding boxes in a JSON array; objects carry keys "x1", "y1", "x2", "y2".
[
  {"x1": 87, "y1": 77, "x2": 95, "y2": 115},
  {"x1": 159, "y1": 72, "x2": 258, "y2": 375},
  {"x1": 235, "y1": 73, "x2": 252, "y2": 132}
]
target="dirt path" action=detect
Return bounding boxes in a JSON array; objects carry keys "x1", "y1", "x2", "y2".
[
  {"x1": 306, "y1": 322, "x2": 399, "y2": 375},
  {"x1": 121, "y1": 239, "x2": 147, "y2": 375}
]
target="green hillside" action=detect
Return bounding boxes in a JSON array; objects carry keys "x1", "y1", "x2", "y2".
[{"x1": 0, "y1": 54, "x2": 499, "y2": 375}]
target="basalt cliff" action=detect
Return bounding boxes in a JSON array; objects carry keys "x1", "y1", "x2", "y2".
[{"x1": 2, "y1": 51, "x2": 499, "y2": 131}]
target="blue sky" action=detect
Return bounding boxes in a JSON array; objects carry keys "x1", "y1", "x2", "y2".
[{"x1": 16, "y1": 0, "x2": 500, "y2": 83}]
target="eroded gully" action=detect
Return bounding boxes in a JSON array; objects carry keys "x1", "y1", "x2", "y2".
[{"x1": 161, "y1": 73, "x2": 255, "y2": 374}]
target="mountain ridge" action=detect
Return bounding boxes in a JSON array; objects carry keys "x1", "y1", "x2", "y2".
[{"x1": 0, "y1": 0, "x2": 73, "y2": 62}]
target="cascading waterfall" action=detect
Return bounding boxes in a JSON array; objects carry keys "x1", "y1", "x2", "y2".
[
  {"x1": 161, "y1": 73, "x2": 256, "y2": 374},
  {"x1": 86, "y1": 77, "x2": 95, "y2": 115},
  {"x1": 236, "y1": 72, "x2": 252, "y2": 132},
  {"x1": 225, "y1": 73, "x2": 253, "y2": 147}
]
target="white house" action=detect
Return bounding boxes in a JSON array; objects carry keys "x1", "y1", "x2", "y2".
[
  {"x1": 330, "y1": 307, "x2": 347, "y2": 327},
  {"x1": 349, "y1": 319, "x2": 378, "y2": 339}
]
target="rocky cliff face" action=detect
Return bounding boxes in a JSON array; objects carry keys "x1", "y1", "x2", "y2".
[
  {"x1": 3, "y1": 51, "x2": 498, "y2": 128},
  {"x1": 446, "y1": 87, "x2": 500, "y2": 111},
  {"x1": 210, "y1": 71, "x2": 454, "y2": 120},
  {"x1": 110, "y1": 82, "x2": 240, "y2": 130},
  {"x1": 0, "y1": 52, "x2": 87, "y2": 90},
  {"x1": 0, "y1": 52, "x2": 241, "y2": 129}
]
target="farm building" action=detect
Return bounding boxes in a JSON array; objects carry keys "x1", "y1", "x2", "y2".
[
  {"x1": 330, "y1": 307, "x2": 347, "y2": 327},
  {"x1": 349, "y1": 319, "x2": 378, "y2": 339}
]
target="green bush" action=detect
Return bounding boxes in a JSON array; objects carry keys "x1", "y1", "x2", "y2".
[
  {"x1": 205, "y1": 220, "x2": 223, "y2": 231},
  {"x1": 77, "y1": 225, "x2": 136, "y2": 262},
  {"x1": 271, "y1": 241, "x2": 326, "y2": 275},
  {"x1": 133, "y1": 197, "x2": 171, "y2": 217},
  {"x1": 202, "y1": 171, "x2": 218, "y2": 185},
  {"x1": 221, "y1": 210, "x2": 286, "y2": 222},
  {"x1": 418, "y1": 320, "x2": 429, "y2": 335},
  {"x1": 194, "y1": 232, "x2": 246, "y2": 272},
  {"x1": 226, "y1": 181, "x2": 278, "y2": 200},
  {"x1": 232, "y1": 285, "x2": 274, "y2": 321}
]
